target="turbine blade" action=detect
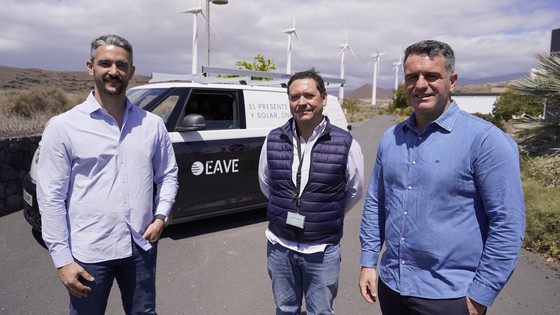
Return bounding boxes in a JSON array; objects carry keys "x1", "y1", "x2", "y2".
[
  {"x1": 293, "y1": 32, "x2": 307, "y2": 57},
  {"x1": 200, "y1": 11, "x2": 221, "y2": 42},
  {"x1": 348, "y1": 45, "x2": 359, "y2": 61}
]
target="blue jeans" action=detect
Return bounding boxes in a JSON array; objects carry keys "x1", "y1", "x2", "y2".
[
  {"x1": 267, "y1": 241, "x2": 341, "y2": 315},
  {"x1": 69, "y1": 241, "x2": 158, "y2": 315}
]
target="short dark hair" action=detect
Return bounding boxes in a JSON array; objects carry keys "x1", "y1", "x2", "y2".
[
  {"x1": 287, "y1": 68, "x2": 327, "y2": 96},
  {"x1": 90, "y1": 34, "x2": 134, "y2": 64},
  {"x1": 404, "y1": 40, "x2": 455, "y2": 74}
]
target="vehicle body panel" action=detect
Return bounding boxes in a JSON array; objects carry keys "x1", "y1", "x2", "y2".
[{"x1": 23, "y1": 81, "x2": 349, "y2": 228}]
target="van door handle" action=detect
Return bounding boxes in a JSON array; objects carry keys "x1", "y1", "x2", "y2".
[{"x1": 228, "y1": 144, "x2": 246, "y2": 152}]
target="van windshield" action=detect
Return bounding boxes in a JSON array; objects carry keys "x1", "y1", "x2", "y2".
[{"x1": 127, "y1": 88, "x2": 167, "y2": 109}]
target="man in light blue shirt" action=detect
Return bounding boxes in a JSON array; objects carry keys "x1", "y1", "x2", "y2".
[
  {"x1": 37, "y1": 34, "x2": 178, "y2": 315},
  {"x1": 358, "y1": 40, "x2": 525, "y2": 315}
]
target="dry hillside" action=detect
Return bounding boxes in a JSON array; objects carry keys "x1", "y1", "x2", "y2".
[{"x1": 0, "y1": 66, "x2": 150, "y2": 94}]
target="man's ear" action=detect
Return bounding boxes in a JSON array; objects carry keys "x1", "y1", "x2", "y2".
[
  {"x1": 86, "y1": 60, "x2": 94, "y2": 76},
  {"x1": 450, "y1": 72, "x2": 458, "y2": 92},
  {"x1": 128, "y1": 65, "x2": 136, "y2": 80}
]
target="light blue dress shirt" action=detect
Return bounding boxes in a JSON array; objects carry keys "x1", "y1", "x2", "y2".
[
  {"x1": 360, "y1": 102, "x2": 525, "y2": 306},
  {"x1": 37, "y1": 92, "x2": 178, "y2": 268}
]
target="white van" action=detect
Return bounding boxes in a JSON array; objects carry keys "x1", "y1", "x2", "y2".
[{"x1": 22, "y1": 69, "x2": 350, "y2": 228}]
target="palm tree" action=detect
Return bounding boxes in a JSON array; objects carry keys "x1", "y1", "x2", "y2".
[{"x1": 510, "y1": 53, "x2": 560, "y2": 156}]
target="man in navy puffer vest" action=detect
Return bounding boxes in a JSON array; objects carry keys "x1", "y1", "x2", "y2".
[{"x1": 258, "y1": 69, "x2": 364, "y2": 315}]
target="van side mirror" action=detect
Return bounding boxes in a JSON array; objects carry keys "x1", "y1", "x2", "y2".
[{"x1": 176, "y1": 114, "x2": 206, "y2": 132}]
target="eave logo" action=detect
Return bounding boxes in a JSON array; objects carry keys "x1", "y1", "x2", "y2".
[{"x1": 191, "y1": 159, "x2": 240, "y2": 176}]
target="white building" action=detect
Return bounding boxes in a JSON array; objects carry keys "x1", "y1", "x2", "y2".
[{"x1": 452, "y1": 93, "x2": 501, "y2": 115}]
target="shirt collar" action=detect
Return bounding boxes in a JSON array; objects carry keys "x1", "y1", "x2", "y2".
[
  {"x1": 81, "y1": 91, "x2": 133, "y2": 114},
  {"x1": 291, "y1": 116, "x2": 327, "y2": 142},
  {"x1": 403, "y1": 100, "x2": 460, "y2": 133}
]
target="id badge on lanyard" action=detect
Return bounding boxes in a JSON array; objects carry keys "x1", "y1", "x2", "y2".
[{"x1": 286, "y1": 135, "x2": 306, "y2": 229}]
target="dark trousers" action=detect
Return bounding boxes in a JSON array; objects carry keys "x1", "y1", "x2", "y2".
[
  {"x1": 378, "y1": 279, "x2": 486, "y2": 315},
  {"x1": 69, "y1": 242, "x2": 158, "y2": 315}
]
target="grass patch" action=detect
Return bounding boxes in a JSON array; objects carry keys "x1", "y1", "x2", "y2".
[{"x1": 521, "y1": 156, "x2": 560, "y2": 260}]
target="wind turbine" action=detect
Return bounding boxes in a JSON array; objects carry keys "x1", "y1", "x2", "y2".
[
  {"x1": 180, "y1": 1, "x2": 221, "y2": 74},
  {"x1": 371, "y1": 51, "x2": 385, "y2": 106},
  {"x1": 337, "y1": 20, "x2": 359, "y2": 103},
  {"x1": 281, "y1": 18, "x2": 306, "y2": 74},
  {"x1": 181, "y1": 4, "x2": 202, "y2": 74},
  {"x1": 393, "y1": 52, "x2": 403, "y2": 92}
]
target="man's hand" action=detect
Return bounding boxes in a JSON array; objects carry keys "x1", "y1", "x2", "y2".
[
  {"x1": 143, "y1": 218, "x2": 165, "y2": 243},
  {"x1": 359, "y1": 267, "x2": 378, "y2": 304},
  {"x1": 467, "y1": 296, "x2": 487, "y2": 315},
  {"x1": 57, "y1": 262, "x2": 94, "y2": 298}
]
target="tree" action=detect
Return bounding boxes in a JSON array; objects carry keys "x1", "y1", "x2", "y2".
[
  {"x1": 511, "y1": 53, "x2": 560, "y2": 101},
  {"x1": 510, "y1": 53, "x2": 560, "y2": 156},
  {"x1": 388, "y1": 84, "x2": 409, "y2": 112},
  {"x1": 342, "y1": 98, "x2": 360, "y2": 122},
  {"x1": 236, "y1": 54, "x2": 276, "y2": 73},
  {"x1": 492, "y1": 88, "x2": 544, "y2": 122},
  {"x1": 221, "y1": 54, "x2": 277, "y2": 81}
]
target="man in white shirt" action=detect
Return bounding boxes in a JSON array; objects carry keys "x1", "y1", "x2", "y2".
[
  {"x1": 259, "y1": 68, "x2": 364, "y2": 314},
  {"x1": 37, "y1": 34, "x2": 178, "y2": 315}
]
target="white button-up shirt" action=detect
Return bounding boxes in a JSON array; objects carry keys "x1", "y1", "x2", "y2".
[{"x1": 37, "y1": 92, "x2": 178, "y2": 267}]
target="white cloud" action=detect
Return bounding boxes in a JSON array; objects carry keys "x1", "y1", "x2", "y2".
[{"x1": 0, "y1": 0, "x2": 558, "y2": 90}]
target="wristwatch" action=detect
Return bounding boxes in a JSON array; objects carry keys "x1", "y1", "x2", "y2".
[{"x1": 153, "y1": 214, "x2": 168, "y2": 226}]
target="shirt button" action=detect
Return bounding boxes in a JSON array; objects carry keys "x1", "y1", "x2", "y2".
[
  {"x1": 418, "y1": 136, "x2": 423, "y2": 141},
  {"x1": 407, "y1": 185, "x2": 412, "y2": 190},
  {"x1": 401, "y1": 260, "x2": 406, "y2": 265},
  {"x1": 403, "y1": 211, "x2": 408, "y2": 215},
  {"x1": 400, "y1": 237, "x2": 405, "y2": 241},
  {"x1": 411, "y1": 160, "x2": 416, "y2": 165}
]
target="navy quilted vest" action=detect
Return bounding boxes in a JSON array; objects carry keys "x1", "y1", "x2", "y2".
[{"x1": 266, "y1": 117, "x2": 352, "y2": 244}]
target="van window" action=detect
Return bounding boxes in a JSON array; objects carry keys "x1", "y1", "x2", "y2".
[
  {"x1": 128, "y1": 88, "x2": 167, "y2": 109},
  {"x1": 186, "y1": 91, "x2": 239, "y2": 130},
  {"x1": 152, "y1": 95, "x2": 179, "y2": 123}
]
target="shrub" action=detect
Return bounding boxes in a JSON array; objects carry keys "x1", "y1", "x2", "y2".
[
  {"x1": 521, "y1": 156, "x2": 560, "y2": 260},
  {"x1": 8, "y1": 86, "x2": 72, "y2": 118},
  {"x1": 0, "y1": 86, "x2": 78, "y2": 138}
]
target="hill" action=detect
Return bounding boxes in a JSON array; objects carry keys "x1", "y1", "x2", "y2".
[
  {"x1": 346, "y1": 84, "x2": 394, "y2": 100},
  {"x1": 0, "y1": 65, "x2": 516, "y2": 99},
  {"x1": 457, "y1": 73, "x2": 526, "y2": 86},
  {"x1": 0, "y1": 65, "x2": 150, "y2": 93}
]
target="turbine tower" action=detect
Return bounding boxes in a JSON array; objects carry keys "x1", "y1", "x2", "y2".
[
  {"x1": 180, "y1": 1, "x2": 220, "y2": 74},
  {"x1": 181, "y1": 4, "x2": 203, "y2": 74},
  {"x1": 371, "y1": 51, "x2": 385, "y2": 106},
  {"x1": 281, "y1": 18, "x2": 306, "y2": 74},
  {"x1": 337, "y1": 20, "x2": 358, "y2": 103},
  {"x1": 393, "y1": 52, "x2": 403, "y2": 92}
]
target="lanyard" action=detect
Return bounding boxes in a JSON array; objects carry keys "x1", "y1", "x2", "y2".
[{"x1": 295, "y1": 136, "x2": 305, "y2": 214}]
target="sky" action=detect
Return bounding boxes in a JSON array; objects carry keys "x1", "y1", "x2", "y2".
[{"x1": 1, "y1": 0, "x2": 560, "y2": 91}]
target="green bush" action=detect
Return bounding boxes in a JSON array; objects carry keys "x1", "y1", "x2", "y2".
[
  {"x1": 521, "y1": 156, "x2": 560, "y2": 259},
  {"x1": 493, "y1": 89, "x2": 544, "y2": 122},
  {"x1": 388, "y1": 84, "x2": 408, "y2": 112}
]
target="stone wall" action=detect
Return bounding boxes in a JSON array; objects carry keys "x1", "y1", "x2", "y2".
[{"x1": 0, "y1": 136, "x2": 40, "y2": 216}]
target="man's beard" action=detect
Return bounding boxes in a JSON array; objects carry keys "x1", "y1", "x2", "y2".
[{"x1": 95, "y1": 75, "x2": 126, "y2": 96}]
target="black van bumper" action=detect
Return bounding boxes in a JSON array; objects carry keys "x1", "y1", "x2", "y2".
[{"x1": 22, "y1": 173, "x2": 41, "y2": 231}]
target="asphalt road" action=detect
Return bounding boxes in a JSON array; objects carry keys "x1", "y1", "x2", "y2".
[{"x1": 1, "y1": 115, "x2": 559, "y2": 314}]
